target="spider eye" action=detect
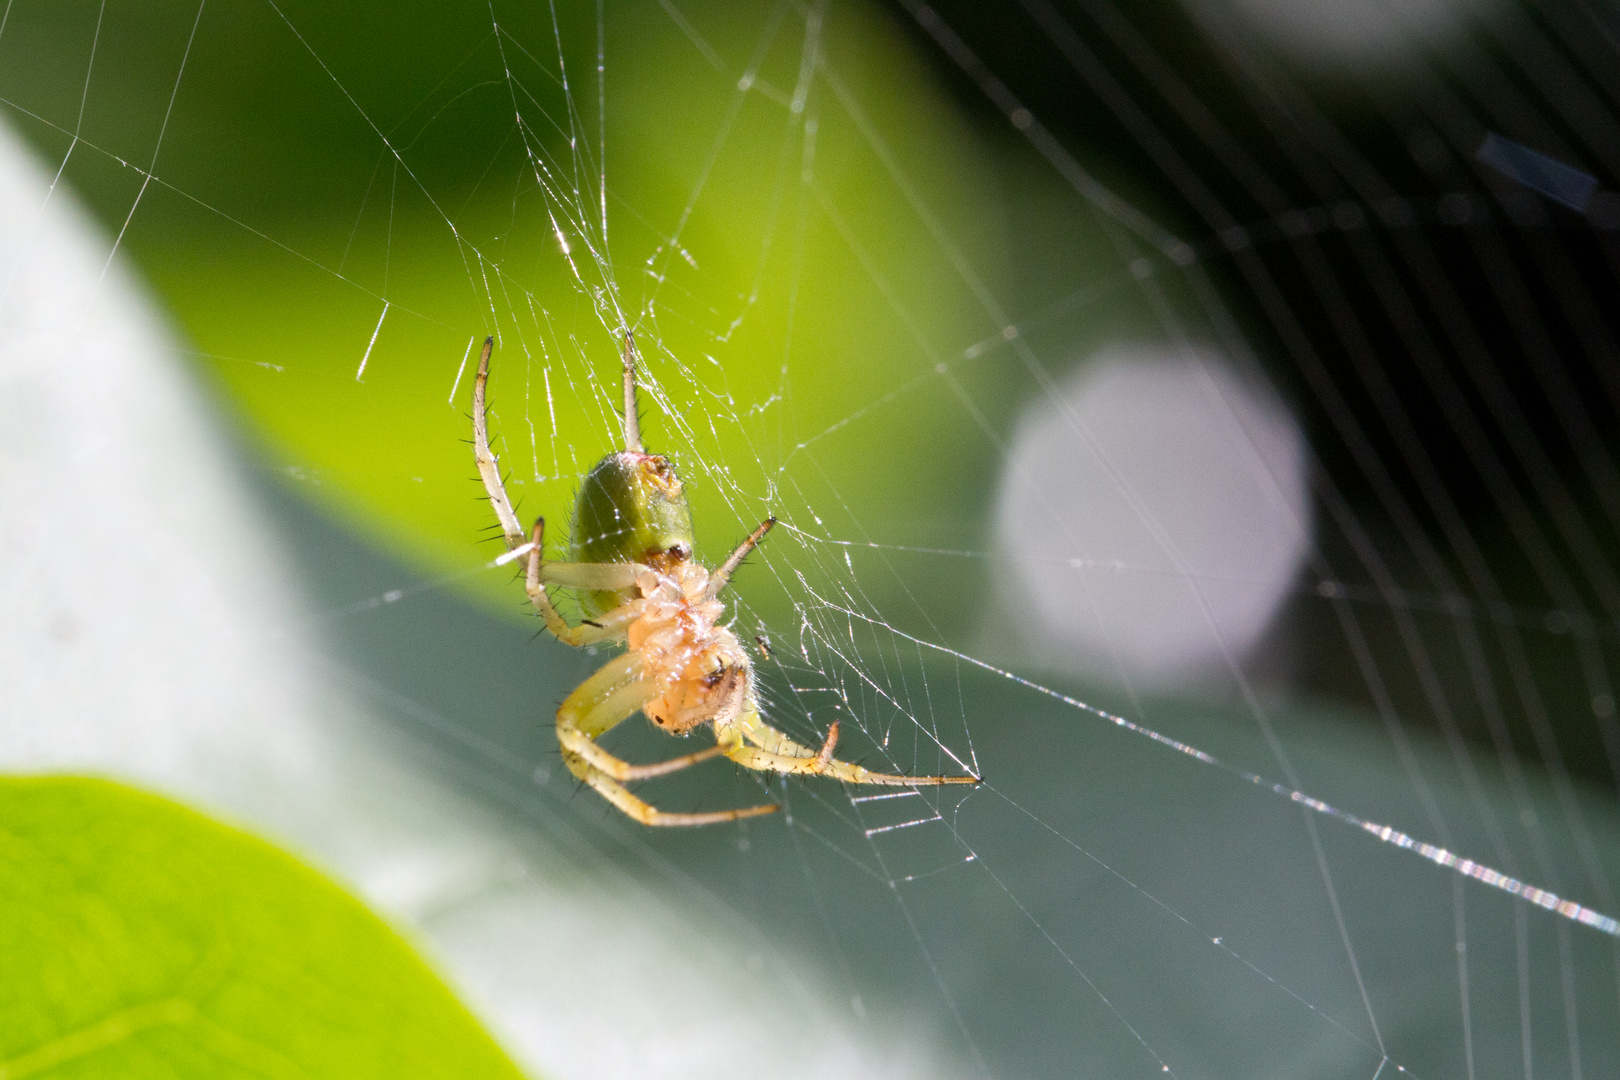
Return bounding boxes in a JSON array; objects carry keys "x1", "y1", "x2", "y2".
[
  {"x1": 666, "y1": 543, "x2": 690, "y2": 562},
  {"x1": 700, "y1": 666, "x2": 727, "y2": 690}
]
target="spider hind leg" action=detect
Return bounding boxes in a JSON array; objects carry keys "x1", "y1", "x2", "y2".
[{"x1": 471, "y1": 337, "x2": 525, "y2": 549}]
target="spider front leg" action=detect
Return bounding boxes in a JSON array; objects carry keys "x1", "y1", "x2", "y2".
[
  {"x1": 714, "y1": 707, "x2": 981, "y2": 787},
  {"x1": 521, "y1": 518, "x2": 647, "y2": 647},
  {"x1": 475, "y1": 340, "x2": 634, "y2": 646},
  {"x1": 557, "y1": 652, "x2": 779, "y2": 827}
]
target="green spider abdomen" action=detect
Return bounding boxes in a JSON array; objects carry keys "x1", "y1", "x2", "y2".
[{"x1": 570, "y1": 450, "x2": 696, "y2": 616}]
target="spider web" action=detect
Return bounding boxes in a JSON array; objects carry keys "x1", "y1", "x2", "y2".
[{"x1": 5, "y1": 1, "x2": 1620, "y2": 1078}]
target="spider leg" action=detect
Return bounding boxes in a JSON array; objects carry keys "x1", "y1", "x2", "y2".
[
  {"x1": 476, "y1": 344, "x2": 644, "y2": 649},
  {"x1": 472, "y1": 337, "x2": 526, "y2": 550},
  {"x1": 621, "y1": 331, "x2": 644, "y2": 454},
  {"x1": 523, "y1": 518, "x2": 645, "y2": 647},
  {"x1": 714, "y1": 706, "x2": 980, "y2": 786},
  {"x1": 477, "y1": 342, "x2": 647, "y2": 594},
  {"x1": 705, "y1": 517, "x2": 775, "y2": 598},
  {"x1": 557, "y1": 653, "x2": 779, "y2": 826}
]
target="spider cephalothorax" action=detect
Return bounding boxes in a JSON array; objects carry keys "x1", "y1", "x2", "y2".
[
  {"x1": 471, "y1": 333, "x2": 979, "y2": 826},
  {"x1": 629, "y1": 563, "x2": 753, "y2": 734}
]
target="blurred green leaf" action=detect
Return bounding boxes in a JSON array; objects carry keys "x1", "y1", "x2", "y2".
[{"x1": 0, "y1": 775, "x2": 530, "y2": 1080}]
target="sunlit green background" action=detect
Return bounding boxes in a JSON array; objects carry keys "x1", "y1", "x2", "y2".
[{"x1": 0, "y1": 0, "x2": 1114, "y2": 632}]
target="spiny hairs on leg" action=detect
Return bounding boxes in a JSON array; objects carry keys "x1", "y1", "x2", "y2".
[{"x1": 472, "y1": 336, "x2": 525, "y2": 549}]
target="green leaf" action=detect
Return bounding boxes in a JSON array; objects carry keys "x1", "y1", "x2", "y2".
[{"x1": 0, "y1": 776, "x2": 530, "y2": 1080}]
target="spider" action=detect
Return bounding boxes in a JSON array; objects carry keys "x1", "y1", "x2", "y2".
[{"x1": 471, "y1": 335, "x2": 980, "y2": 826}]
